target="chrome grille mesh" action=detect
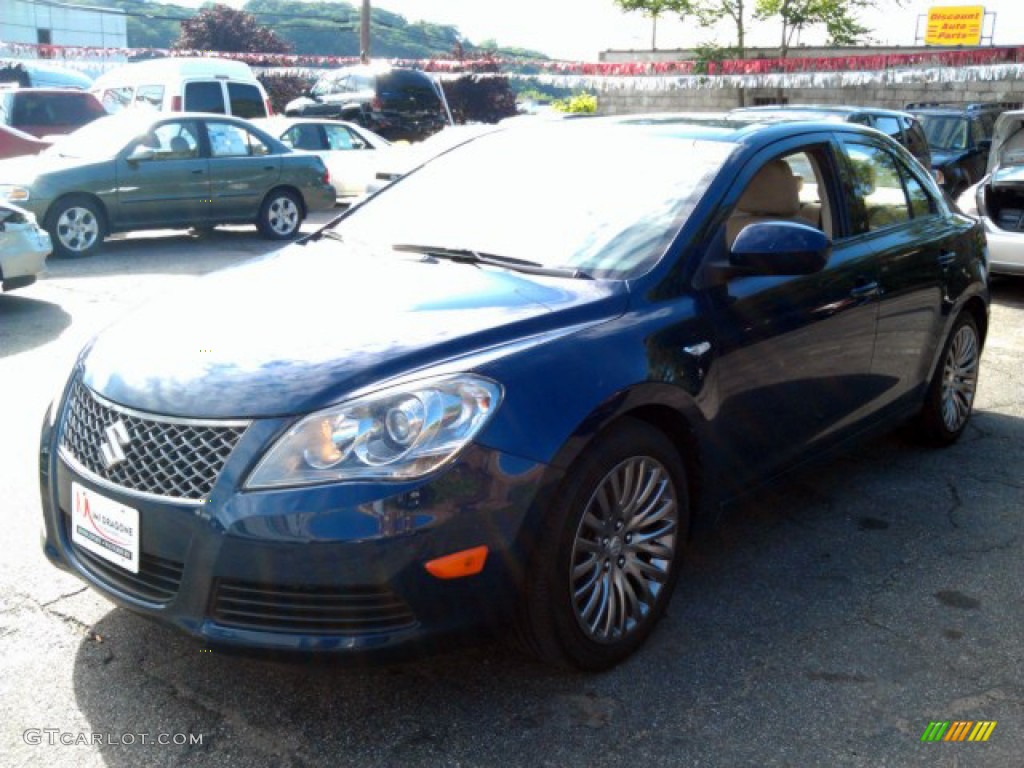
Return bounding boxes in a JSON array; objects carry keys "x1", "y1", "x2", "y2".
[{"x1": 59, "y1": 379, "x2": 246, "y2": 501}]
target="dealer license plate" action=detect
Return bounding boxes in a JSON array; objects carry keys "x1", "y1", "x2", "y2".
[{"x1": 71, "y1": 483, "x2": 139, "y2": 574}]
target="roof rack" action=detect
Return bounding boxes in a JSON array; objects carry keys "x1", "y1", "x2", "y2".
[{"x1": 905, "y1": 101, "x2": 1022, "y2": 111}]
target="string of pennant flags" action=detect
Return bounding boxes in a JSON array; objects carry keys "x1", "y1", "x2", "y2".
[{"x1": 4, "y1": 40, "x2": 1024, "y2": 92}]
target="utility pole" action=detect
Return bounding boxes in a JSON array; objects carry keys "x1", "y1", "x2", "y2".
[{"x1": 360, "y1": 0, "x2": 371, "y2": 63}]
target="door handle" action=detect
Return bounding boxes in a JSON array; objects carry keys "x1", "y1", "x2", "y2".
[
  {"x1": 850, "y1": 281, "x2": 880, "y2": 299},
  {"x1": 263, "y1": 166, "x2": 275, "y2": 171},
  {"x1": 191, "y1": 169, "x2": 204, "y2": 175},
  {"x1": 937, "y1": 251, "x2": 957, "y2": 267}
]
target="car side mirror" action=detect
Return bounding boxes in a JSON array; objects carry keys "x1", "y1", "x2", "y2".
[
  {"x1": 127, "y1": 145, "x2": 156, "y2": 163},
  {"x1": 729, "y1": 221, "x2": 831, "y2": 275}
]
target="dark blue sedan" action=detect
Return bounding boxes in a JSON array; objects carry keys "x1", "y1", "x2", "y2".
[{"x1": 39, "y1": 116, "x2": 989, "y2": 669}]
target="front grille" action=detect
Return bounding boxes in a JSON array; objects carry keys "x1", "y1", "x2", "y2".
[
  {"x1": 211, "y1": 580, "x2": 418, "y2": 635},
  {"x1": 59, "y1": 379, "x2": 246, "y2": 501},
  {"x1": 65, "y1": 514, "x2": 184, "y2": 603}
]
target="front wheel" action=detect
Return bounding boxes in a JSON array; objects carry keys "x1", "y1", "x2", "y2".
[
  {"x1": 257, "y1": 190, "x2": 303, "y2": 240},
  {"x1": 915, "y1": 312, "x2": 981, "y2": 445},
  {"x1": 47, "y1": 196, "x2": 104, "y2": 258},
  {"x1": 518, "y1": 419, "x2": 689, "y2": 670}
]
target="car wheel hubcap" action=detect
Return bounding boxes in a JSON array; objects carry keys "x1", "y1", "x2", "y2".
[
  {"x1": 941, "y1": 324, "x2": 979, "y2": 432},
  {"x1": 56, "y1": 207, "x2": 98, "y2": 252},
  {"x1": 268, "y1": 197, "x2": 298, "y2": 235},
  {"x1": 570, "y1": 456, "x2": 678, "y2": 644}
]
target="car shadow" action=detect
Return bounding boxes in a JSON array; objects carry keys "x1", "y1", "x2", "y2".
[
  {"x1": 990, "y1": 275, "x2": 1024, "y2": 307},
  {"x1": 0, "y1": 293, "x2": 72, "y2": 358},
  {"x1": 69, "y1": 408, "x2": 1024, "y2": 765}
]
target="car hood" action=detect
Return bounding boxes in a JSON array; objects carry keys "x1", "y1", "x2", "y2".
[
  {"x1": 0, "y1": 152, "x2": 100, "y2": 184},
  {"x1": 81, "y1": 239, "x2": 628, "y2": 419}
]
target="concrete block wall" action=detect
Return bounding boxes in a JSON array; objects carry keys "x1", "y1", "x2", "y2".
[{"x1": 596, "y1": 71, "x2": 1024, "y2": 115}]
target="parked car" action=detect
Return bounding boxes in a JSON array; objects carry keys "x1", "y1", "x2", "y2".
[
  {"x1": 39, "y1": 116, "x2": 988, "y2": 669},
  {"x1": 0, "y1": 61, "x2": 92, "y2": 90},
  {"x1": 0, "y1": 201, "x2": 51, "y2": 292},
  {"x1": 367, "y1": 123, "x2": 502, "y2": 193},
  {"x1": 956, "y1": 107, "x2": 1024, "y2": 276},
  {"x1": 91, "y1": 57, "x2": 271, "y2": 119},
  {"x1": 0, "y1": 111, "x2": 334, "y2": 257},
  {"x1": 0, "y1": 124, "x2": 51, "y2": 160},
  {"x1": 907, "y1": 102, "x2": 1012, "y2": 197},
  {"x1": 285, "y1": 64, "x2": 449, "y2": 142},
  {"x1": 252, "y1": 117, "x2": 389, "y2": 199},
  {"x1": 0, "y1": 87, "x2": 106, "y2": 138},
  {"x1": 729, "y1": 105, "x2": 933, "y2": 171}
]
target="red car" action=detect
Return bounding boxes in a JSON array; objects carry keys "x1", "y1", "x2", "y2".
[
  {"x1": 0, "y1": 124, "x2": 51, "y2": 159},
  {"x1": 0, "y1": 88, "x2": 106, "y2": 139}
]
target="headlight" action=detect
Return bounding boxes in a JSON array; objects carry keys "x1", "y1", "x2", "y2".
[
  {"x1": 0, "y1": 186, "x2": 31, "y2": 202},
  {"x1": 246, "y1": 374, "x2": 503, "y2": 489}
]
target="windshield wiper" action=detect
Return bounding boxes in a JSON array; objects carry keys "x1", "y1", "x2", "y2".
[{"x1": 391, "y1": 243, "x2": 589, "y2": 279}]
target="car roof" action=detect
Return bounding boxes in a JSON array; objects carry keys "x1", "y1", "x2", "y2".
[
  {"x1": 734, "y1": 104, "x2": 913, "y2": 118},
  {"x1": 603, "y1": 112, "x2": 881, "y2": 145},
  {"x1": 92, "y1": 57, "x2": 258, "y2": 85}
]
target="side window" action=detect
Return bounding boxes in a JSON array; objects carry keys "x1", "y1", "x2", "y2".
[
  {"x1": 227, "y1": 82, "x2": 266, "y2": 119},
  {"x1": 874, "y1": 115, "x2": 902, "y2": 141},
  {"x1": 207, "y1": 122, "x2": 269, "y2": 157},
  {"x1": 135, "y1": 85, "x2": 164, "y2": 110},
  {"x1": 102, "y1": 87, "x2": 133, "y2": 113},
  {"x1": 902, "y1": 117, "x2": 930, "y2": 160},
  {"x1": 184, "y1": 82, "x2": 225, "y2": 114},
  {"x1": 324, "y1": 124, "x2": 365, "y2": 150},
  {"x1": 845, "y1": 143, "x2": 912, "y2": 231},
  {"x1": 282, "y1": 123, "x2": 324, "y2": 151},
  {"x1": 848, "y1": 114, "x2": 872, "y2": 127},
  {"x1": 138, "y1": 121, "x2": 200, "y2": 160},
  {"x1": 969, "y1": 118, "x2": 986, "y2": 147},
  {"x1": 903, "y1": 170, "x2": 934, "y2": 218}
]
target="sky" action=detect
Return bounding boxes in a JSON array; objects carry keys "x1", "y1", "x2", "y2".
[{"x1": 173, "y1": 1, "x2": 1024, "y2": 62}]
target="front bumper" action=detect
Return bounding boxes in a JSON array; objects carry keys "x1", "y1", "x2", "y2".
[{"x1": 39, "y1": 402, "x2": 554, "y2": 655}]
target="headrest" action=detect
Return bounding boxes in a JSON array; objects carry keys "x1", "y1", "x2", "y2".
[{"x1": 737, "y1": 159, "x2": 801, "y2": 216}]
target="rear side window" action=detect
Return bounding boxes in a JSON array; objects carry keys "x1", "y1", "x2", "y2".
[
  {"x1": 874, "y1": 115, "x2": 902, "y2": 141},
  {"x1": 844, "y1": 142, "x2": 912, "y2": 231},
  {"x1": 376, "y1": 71, "x2": 440, "y2": 111},
  {"x1": 135, "y1": 85, "x2": 164, "y2": 110},
  {"x1": 207, "y1": 122, "x2": 270, "y2": 157},
  {"x1": 101, "y1": 87, "x2": 133, "y2": 113},
  {"x1": 228, "y1": 82, "x2": 266, "y2": 118},
  {"x1": 184, "y1": 82, "x2": 225, "y2": 114},
  {"x1": 12, "y1": 92, "x2": 105, "y2": 127}
]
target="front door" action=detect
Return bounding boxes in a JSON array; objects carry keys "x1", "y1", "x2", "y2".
[
  {"x1": 700, "y1": 141, "x2": 882, "y2": 486},
  {"x1": 114, "y1": 119, "x2": 210, "y2": 228}
]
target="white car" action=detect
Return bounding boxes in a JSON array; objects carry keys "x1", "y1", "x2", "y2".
[
  {"x1": 0, "y1": 202, "x2": 50, "y2": 292},
  {"x1": 367, "y1": 124, "x2": 503, "y2": 194},
  {"x1": 957, "y1": 109, "x2": 1024, "y2": 276},
  {"x1": 253, "y1": 117, "x2": 389, "y2": 200}
]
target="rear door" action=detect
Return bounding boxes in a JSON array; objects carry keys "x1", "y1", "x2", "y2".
[
  {"x1": 227, "y1": 82, "x2": 267, "y2": 119},
  {"x1": 184, "y1": 81, "x2": 227, "y2": 114},
  {"x1": 838, "y1": 136, "x2": 951, "y2": 410},
  {"x1": 204, "y1": 120, "x2": 279, "y2": 219}
]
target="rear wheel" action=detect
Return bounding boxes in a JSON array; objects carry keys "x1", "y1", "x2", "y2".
[
  {"x1": 257, "y1": 189, "x2": 302, "y2": 240},
  {"x1": 518, "y1": 419, "x2": 688, "y2": 670},
  {"x1": 47, "y1": 196, "x2": 104, "y2": 258},
  {"x1": 915, "y1": 312, "x2": 981, "y2": 445}
]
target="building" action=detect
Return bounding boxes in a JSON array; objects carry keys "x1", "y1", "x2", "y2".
[{"x1": 0, "y1": 0, "x2": 127, "y2": 51}]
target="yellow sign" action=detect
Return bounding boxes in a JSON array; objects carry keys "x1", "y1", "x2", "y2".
[{"x1": 925, "y1": 5, "x2": 985, "y2": 46}]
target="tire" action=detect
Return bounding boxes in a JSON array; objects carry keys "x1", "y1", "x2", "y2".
[
  {"x1": 46, "y1": 195, "x2": 104, "y2": 258},
  {"x1": 256, "y1": 189, "x2": 303, "y2": 240},
  {"x1": 517, "y1": 419, "x2": 689, "y2": 670},
  {"x1": 915, "y1": 312, "x2": 981, "y2": 445}
]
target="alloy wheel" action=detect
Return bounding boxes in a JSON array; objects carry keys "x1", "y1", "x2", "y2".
[
  {"x1": 941, "y1": 323, "x2": 979, "y2": 433},
  {"x1": 267, "y1": 197, "x2": 299, "y2": 236},
  {"x1": 570, "y1": 456, "x2": 678, "y2": 644},
  {"x1": 56, "y1": 206, "x2": 99, "y2": 253}
]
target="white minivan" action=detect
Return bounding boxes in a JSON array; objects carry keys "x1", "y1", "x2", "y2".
[{"x1": 91, "y1": 57, "x2": 271, "y2": 118}]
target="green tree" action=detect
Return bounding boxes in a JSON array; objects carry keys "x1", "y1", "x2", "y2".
[
  {"x1": 174, "y1": 4, "x2": 292, "y2": 53},
  {"x1": 685, "y1": 1, "x2": 749, "y2": 57},
  {"x1": 614, "y1": 0, "x2": 695, "y2": 49},
  {"x1": 755, "y1": 0, "x2": 888, "y2": 57}
]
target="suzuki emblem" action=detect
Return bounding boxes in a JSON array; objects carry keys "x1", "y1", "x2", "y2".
[{"x1": 100, "y1": 421, "x2": 131, "y2": 469}]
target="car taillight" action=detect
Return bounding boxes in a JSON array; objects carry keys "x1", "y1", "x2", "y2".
[
  {"x1": 323, "y1": 167, "x2": 330, "y2": 186},
  {"x1": 171, "y1": 96, "x2": 182, "y2": 111},
  {"x1": 264, "y1": 98, "x2": 273, "y2": 116}
]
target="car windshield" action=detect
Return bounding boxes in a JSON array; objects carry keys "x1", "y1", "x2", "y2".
[
  {"x1": 332, "y1": 124, "x2": 734, "y2": 280},
  {"x1": 919, "y1": 115, "x2": 969, "y2": 151},
  {"x1": 43, "y1": 114, "x2": 154, "y2": 159}
]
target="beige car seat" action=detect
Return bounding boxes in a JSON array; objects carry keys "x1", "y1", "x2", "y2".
[{"x1": 726, "y1": 159, "x2": 808, "y2": 248}]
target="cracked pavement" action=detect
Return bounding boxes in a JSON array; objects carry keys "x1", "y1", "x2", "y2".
[{"x1": 1, "y1": 223, "x2": 1022, "y2": 766}]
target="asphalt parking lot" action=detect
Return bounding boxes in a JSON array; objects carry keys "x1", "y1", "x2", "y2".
[{"x1": 1, "y1": 218, "x2": 1022, "y2": 767}]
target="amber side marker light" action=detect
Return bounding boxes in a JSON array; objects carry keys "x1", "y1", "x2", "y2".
[{"x1": 425, "y1": 546, "x2": 489, "y2": 579}]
